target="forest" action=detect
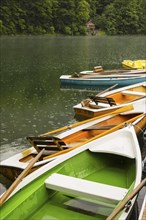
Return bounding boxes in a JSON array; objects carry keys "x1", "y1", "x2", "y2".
[{"x1": 0, "y1": 0, "x2": 146, "y2": 35}]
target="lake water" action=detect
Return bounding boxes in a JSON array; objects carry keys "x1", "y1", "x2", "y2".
[{"x1": 0, "y1": 35, "x2": 146, "y2": 159}]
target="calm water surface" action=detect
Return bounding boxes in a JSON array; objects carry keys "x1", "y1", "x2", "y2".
[{"x1": 0, "y1": 35, "x2": 146, "y2": 161}]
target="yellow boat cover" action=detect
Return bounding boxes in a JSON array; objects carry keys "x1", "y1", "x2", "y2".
[{"x1": 122, "y1": 60, "x2": 146, "y2": 69}]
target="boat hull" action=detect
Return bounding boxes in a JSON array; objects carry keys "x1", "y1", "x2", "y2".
[
  {"x1": 60, "y1": 75, "x2": 146, "y2": 89},
  {"x1": 74, "y1": 98, "x2": 146, "y2": 118},
  {"x1": 0, "y1": 126, "x2": 142, "y2": 220}
]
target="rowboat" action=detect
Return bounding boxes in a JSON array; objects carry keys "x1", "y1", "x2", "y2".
[
  {"x1": 0, "y1": 106, "x2": 145, "y2": 182},
  {"x1": 60, "y1": 73, "x2": 146, "y2": 89},
  {"x1": 73, "y1": 82, "x2": 146, "y2": 118},
  {"x1": 122, "y1": 60, "x2": 146, "y2": 69},
  {"x1": 0, "y1": 125, "x2": 144, "y2": 220}
]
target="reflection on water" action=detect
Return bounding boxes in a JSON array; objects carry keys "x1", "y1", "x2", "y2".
[{"x1": 0, "y1": 35, "x2": 146, "y2": 161}]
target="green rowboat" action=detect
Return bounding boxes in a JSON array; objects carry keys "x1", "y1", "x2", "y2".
[{"x1": 0, "y1": 125, "x2": 142, "y2": 220}]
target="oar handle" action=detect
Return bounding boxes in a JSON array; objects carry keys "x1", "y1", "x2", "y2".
[
  {"x1": 0, "y1": 149, "x2": 45, "y2": 206},
  {"x1": 106, "y1": 178, "x2": 146, "y2": 220},
  {"x1": 97, "y1": 83, "x2": 118, "y2": 96}
]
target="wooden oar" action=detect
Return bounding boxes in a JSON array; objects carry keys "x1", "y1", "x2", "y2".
[
  {"x1": 43, "y1": 112, "x2": 143, "y2": 160},
  {"x1": 106, "y1": 178, "x2": 146, "y2": 220},
  {"x1": 97, "y1": 83, "x2": 118, "y2": 96},
  {"x1": 41, "y1": 104, "x2": 133, "y2": 137},
  {"x1": 0, "y1": 149, "x2": 44, "y2": 206}
]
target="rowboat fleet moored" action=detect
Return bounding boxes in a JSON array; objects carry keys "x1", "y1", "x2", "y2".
[{"x1": 0, "y1": 60, "x2": 146, "y2": 220}]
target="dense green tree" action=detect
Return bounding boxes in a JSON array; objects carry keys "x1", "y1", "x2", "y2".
[
  {"x1": 114, "y1": 0, "x2": 140, "y2": 34},
  {"x1": 0, "y1": 0, "x2": 145, "y2": 35},
  {"x1": 138, "y1": 0, "x2": 146, "y2": 34},
  {"x1": 98, "y1": 0, "x2": 146, "y2": 35},
  {"x1": 75, "y1": 0, "x2": 90, "y2": 35},
  {"x1": 0, "y1": 0, "x2": 53, "y2": 34},
  {"x1": 52, "y1": 0, "x2": 76, "y2": 34},
  {"x1": 76, "y1": 0, "x2": 90, "y2": 23},
  {"x1": 0, "y1": 0, "x2": 24, "y2": 34},
  {"x1": 20, "y1": 0, "x2": 53, "y2": 34},
  {"x1": 100, "y1": 4, "x2": 117, "y2": 35}
]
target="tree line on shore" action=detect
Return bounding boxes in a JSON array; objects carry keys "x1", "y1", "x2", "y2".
[{"x1": 0, "y1": 0, "x2": 145, "y2": 36}]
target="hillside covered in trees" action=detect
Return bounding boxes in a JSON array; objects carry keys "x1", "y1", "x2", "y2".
[{"x1": 0, "y1": 0, "x2": 146, "y2": 35}]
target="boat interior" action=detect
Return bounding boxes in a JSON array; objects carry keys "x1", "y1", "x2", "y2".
[
  {"x1": 25, "y1": 114, "x2": 141, "y2": 157},
  {"x1": 88, "y1": 85, "x2": 146, "y2": 107},
  {"x1": 107, "y1": 90, "x2": 145, "y2": 105},
  {"x1": 3, "y1": 149, "x2": 136, "y2": 220},
  {"x1": 23, "y1": 113, "x2": 144, "y2": 160}
]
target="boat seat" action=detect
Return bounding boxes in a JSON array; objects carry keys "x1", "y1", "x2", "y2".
[
  {"x1": 89, "y1": 96, "x2": 116, "y2": 106},
  {"x1": 121, "y1": 90, "x2": 145, "y2": 96},
  {"x1": 27, "y1": 136, "x2": 67, "y2": 152},
  {"x1": 45, "y1": 173, "x2": 128, "y2": 204}
]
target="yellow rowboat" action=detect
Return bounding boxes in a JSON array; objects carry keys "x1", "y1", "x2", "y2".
[
  {"x1": 0, "y1": 106, "x2": 145, "y2": 181},
  {"x1": 73, "y1": 82, "x2": 146, "y2": 118},
  {"x1": 122, "y1": 60, "x2": 146, "y2": 69}
]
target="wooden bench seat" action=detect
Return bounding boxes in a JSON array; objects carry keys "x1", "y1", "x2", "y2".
[
  {"x1": 27, "y1": 136, "x2": 67, "y2": 152},
  {"x1": 45, "y1": 173, "x2": 128, "y2": 204},
  {"x1": 89, "y1": 96, "x2": 116, "y2": 106}
]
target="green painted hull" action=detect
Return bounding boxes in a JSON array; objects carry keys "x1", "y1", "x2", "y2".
[{"x1": 1, "y1": 151, "x2": 135, "y2": 220}]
